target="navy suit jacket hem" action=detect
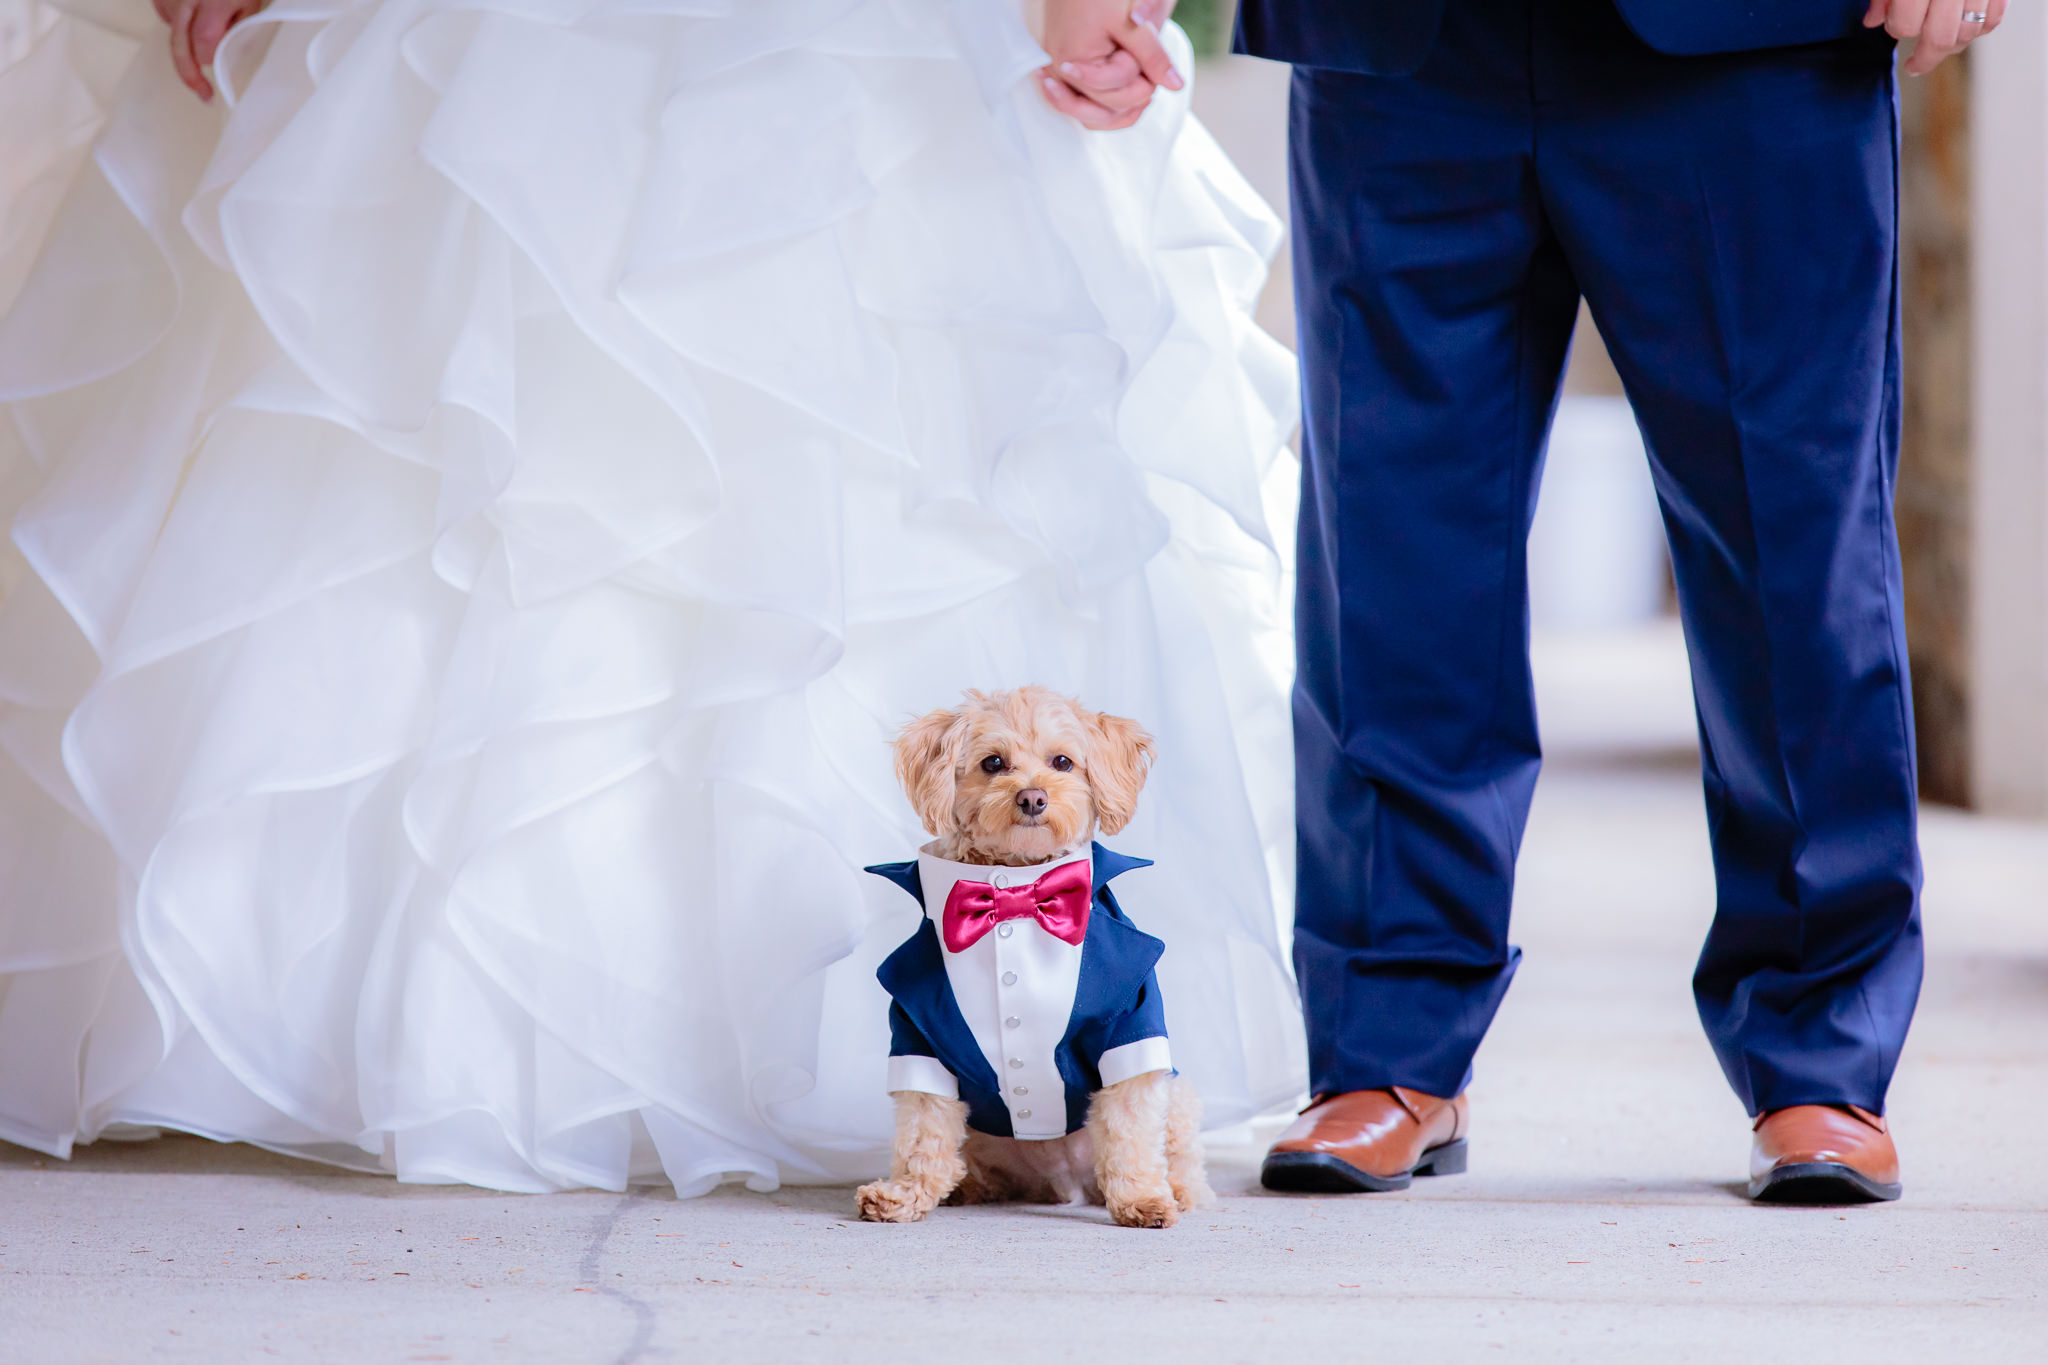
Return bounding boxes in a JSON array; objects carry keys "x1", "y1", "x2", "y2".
[{"x1": 1233, "y1": 0, "x2": 1881, "y2": 75}]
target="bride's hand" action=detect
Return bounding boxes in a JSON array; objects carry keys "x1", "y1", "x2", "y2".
[
  {"x1": 164, "y1": 0, "x2": 266, "y2": 102},
  {"x1": 1040, "y1": 0, "x2": 1182, "y2": 131}
]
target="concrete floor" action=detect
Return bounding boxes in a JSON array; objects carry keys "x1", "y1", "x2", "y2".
[{"x1": 6, "y1": 625, "x2": 2045, "y2": 1363}]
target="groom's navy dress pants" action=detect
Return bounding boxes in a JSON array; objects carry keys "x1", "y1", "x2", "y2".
[{"x1": 1287, "y1": 0, "x2": 1923, "y2": 1115}]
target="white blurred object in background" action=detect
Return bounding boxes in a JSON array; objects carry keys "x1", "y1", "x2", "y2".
[
  {"x1": 1526, "y1": 394, "x2": 1697, "y2": 758},
  {"x1": 1528, "y1": 394, "x2": 1669, "y2": 630}
]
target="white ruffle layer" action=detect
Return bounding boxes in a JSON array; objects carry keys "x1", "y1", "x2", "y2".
[{"x1": 0, "y1": 0, "x2": 1304, "y2": 1192}]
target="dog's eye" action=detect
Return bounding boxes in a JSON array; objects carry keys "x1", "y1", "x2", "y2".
[
  {"x1": 980, "y1": 754, "x2": 1005, "y2": 774},
  {"x1": 1049, "y1": 755, "x2": 1073, "y2": 772}
]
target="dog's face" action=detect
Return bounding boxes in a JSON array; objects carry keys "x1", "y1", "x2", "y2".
[{"x1": 893, "y1": 687, "x2": 1155, "y2": 865}]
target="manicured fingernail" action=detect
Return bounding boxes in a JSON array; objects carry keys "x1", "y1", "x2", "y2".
[
  {"x1": 1060, "y1": 61, "x2": 1077, "y2": 75},
  {"x1": 1167, "y1": 65, "x2": 1184, "y2": 90},
  {"x1": 1043, "y1": 76, "x2": 1061, "y2": 95}
]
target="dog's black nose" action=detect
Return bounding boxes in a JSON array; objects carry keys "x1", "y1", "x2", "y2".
[{"x1": 1016, "y1": 788, "x2": 1048, "y2": 817}]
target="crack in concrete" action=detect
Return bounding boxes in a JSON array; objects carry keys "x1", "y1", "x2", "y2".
[{"x1": 579, "y1": 1192, "x2": 658, "y2": 1364}]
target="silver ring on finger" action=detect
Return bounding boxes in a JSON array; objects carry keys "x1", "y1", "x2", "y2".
[{"x1": 1961, "y1": 10, "x2": 1988, "y2": 22}]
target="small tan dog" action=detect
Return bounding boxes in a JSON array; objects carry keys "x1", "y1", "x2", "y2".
[{"x1": 856, "y1": 686, "x2": 1212, "y2": 1228}]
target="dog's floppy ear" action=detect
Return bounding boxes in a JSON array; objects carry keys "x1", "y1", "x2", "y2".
[
  {"x1": 894, "y1": 706, "x2": 967, "y2": 836},
  {"x1": 1084, "y1": 708, "x2": 1155, "y2": 836}
]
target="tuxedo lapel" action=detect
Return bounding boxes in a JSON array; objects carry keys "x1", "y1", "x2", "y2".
[
  {"x1": 865, "y1": 859, "x2": 922, "y2": 902},
  {"x1": 875, "y1": 918, "x2": 1002, "y2": 1102},
  {"x1": 1088, "y1": 841, "x2": 1153, "y2": 893}
]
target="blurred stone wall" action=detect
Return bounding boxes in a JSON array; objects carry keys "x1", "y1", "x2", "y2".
[{"x1": 1899, "y1": 60, "x2": 1973, "y2": 807}]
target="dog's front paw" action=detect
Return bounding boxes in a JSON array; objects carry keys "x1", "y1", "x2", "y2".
[
  {"x1": 1170, "y1": 1169, "x2": 1216, "y2": 1213},
  {"x1": 1107, "y1": 1189, "x2": 1179, "y2": 1229},
  {"x1": 857, "y1": 1179, "x2": 932, "y2": 1223}
]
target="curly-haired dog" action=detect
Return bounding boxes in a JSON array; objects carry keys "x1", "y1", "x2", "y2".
[{"x1": 856, "y1": 686, "x2": 1212, "y2": 1228}]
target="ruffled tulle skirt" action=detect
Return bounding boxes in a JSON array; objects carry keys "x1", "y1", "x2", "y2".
[{"x1": 0, "y1": 0, "x2": 1304, "y2": 1192}]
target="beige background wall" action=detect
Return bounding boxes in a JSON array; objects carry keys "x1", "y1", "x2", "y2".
[
  {"x1": 1899, "y1": 59, "x2": 1974, "y2": 807},
  {"x1": 1970, "y1": 5, "x2": 2048, "y2": 816}
]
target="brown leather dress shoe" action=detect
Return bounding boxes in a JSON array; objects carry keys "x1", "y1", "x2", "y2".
[
  {"x1": 1749, "y1": 1104, "x2": 1902, "y2": 1203},
  {"x1": 1260, "y1": 1087, "x2": 1468, "y2": 1193}
]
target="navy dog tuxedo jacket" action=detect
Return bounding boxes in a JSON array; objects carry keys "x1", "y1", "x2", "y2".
[{"x1": 867, "y1": 843, "x2": 1173, "y2": 1140}]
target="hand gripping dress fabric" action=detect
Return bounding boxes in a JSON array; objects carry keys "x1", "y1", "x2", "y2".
[{"x1": 0, "y1": 0, "x2": 1304, "y2": 1192}]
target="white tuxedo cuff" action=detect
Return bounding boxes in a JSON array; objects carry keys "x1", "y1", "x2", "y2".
[
  {"x1": 885, "y1": 1054, "x2": 959, "y2": 1100},
  {"x1": 1097, "y1": 1036, "x2": 1173, "y2": 1088}
]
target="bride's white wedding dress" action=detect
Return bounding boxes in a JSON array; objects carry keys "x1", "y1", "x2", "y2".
[{"x1": 0, "y1": 0, "x2": 1303, "y2": 1192}]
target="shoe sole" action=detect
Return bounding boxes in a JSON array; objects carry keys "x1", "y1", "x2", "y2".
[
  {"x1": 1260, "y1": 1138, "x2": 1468, "y2": 1194},
  {"x1": 1747, "y1": 1161, "x2": 1902, "y2": 1204}
]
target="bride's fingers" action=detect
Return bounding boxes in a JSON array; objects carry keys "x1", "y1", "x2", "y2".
[
  {"x1": 193, "y1": 0, "x2": 264, "y2": 74},
  {"x1": 1039, "y1": 72, "x2": 1115, "y2": 127},
  {"x1": 1058, "y1": 48, "x2": 1142, "y2": 91},
  {"x1": 1056, "y1": 64, "x2": 1155, "y2": 115},
  {"x1": 151, "y1": 0, "x2": 176, "y2": 24},
  {"x1": 1039, "y1": 73, "x2": 1146, "y2": 131},
  {"x1": 1118, "y1": 14, "x2": 1184, "y2": 92},
  {"x1": 191, "y1": 4, "x2": 237, "y2": 73},
  {"x1": 1054, "y1": 48, "x2": 1154, "y2": 118},
  {"x1": 168, "y1": 1, "x2": 213, "y2": 101}
]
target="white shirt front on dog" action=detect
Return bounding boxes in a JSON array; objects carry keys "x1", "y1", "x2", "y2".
[{"x1": 901, "y1": 848, "x2": 1084, "y2": 1140}]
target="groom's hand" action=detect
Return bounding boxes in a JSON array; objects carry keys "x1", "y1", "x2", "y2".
[
  {"x1": 1865, "y1": 0, "x2": 2006, "y2": 76},
  {"x1": 1039, "y1": 0, "x2": 1183, "y2": 131}
]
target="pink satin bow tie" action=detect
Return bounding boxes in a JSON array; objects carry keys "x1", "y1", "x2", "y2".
[{"x1": 940, "y1": 860, "x2": 1093, "y2": 953}]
